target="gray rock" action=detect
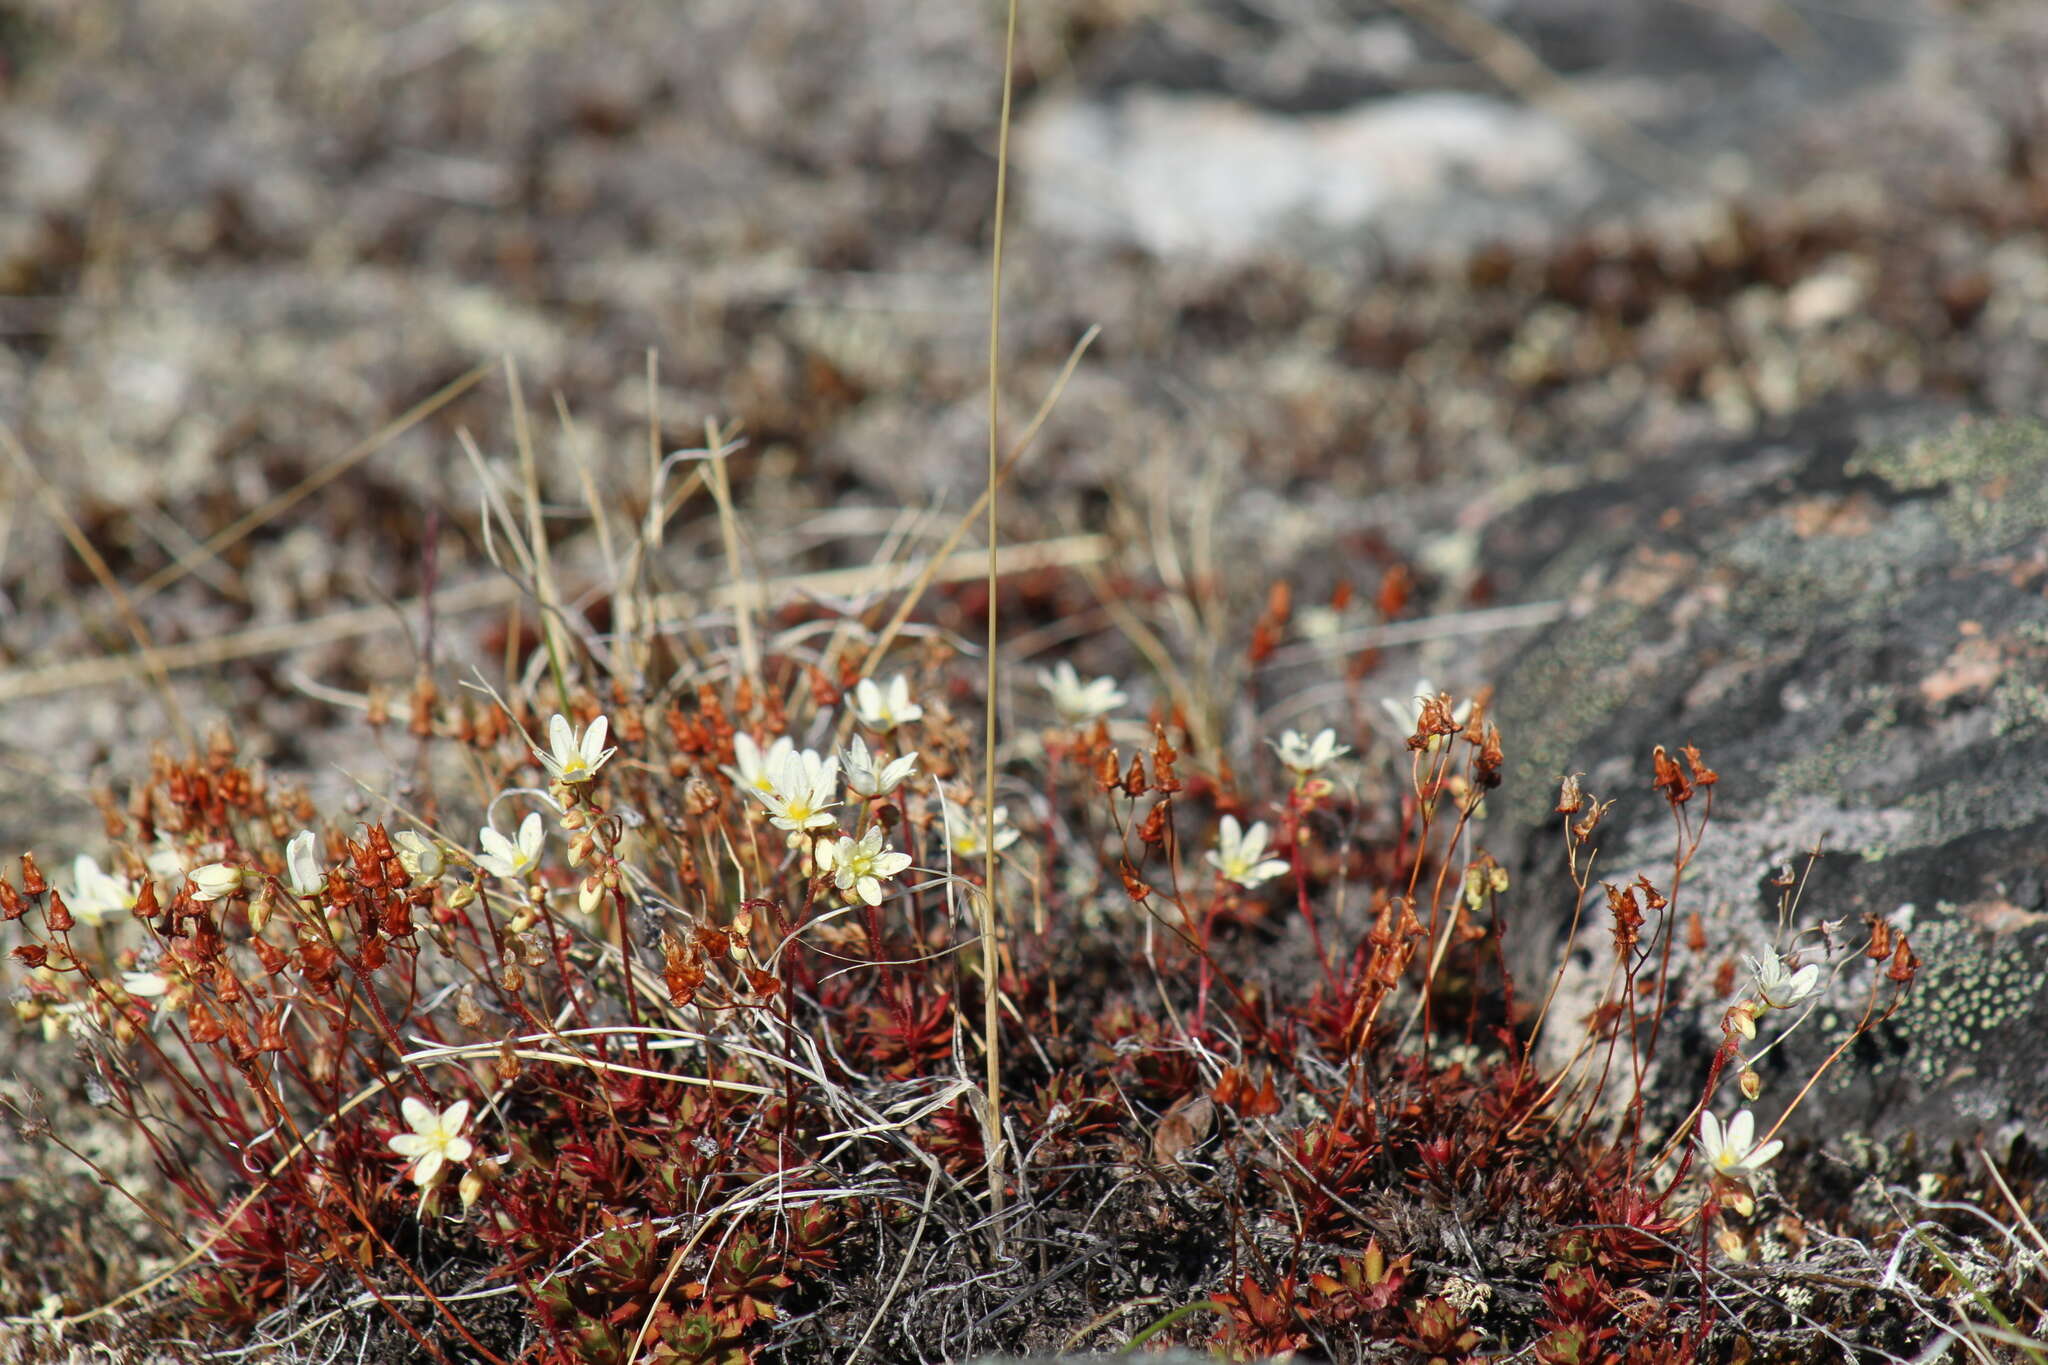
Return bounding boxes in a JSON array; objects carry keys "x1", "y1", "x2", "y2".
[
  {"x1": 1017, "y1": 88, "x2": 1597, "y2": 263},
  {"x1": 1484, "y1": 402, "x2": 2048, "y2": 1154}
]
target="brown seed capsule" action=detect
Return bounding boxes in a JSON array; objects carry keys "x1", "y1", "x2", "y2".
[
  {"x1": 1887, "y1": 936, "x2": 1919, "y2": 984},
  {"x1": 1651, "y1": 745, "x2": 1693, "y2": 805},
  {"x1": 1122, "y1": 753, "x2": 1148, "y2": 798},
  {"x1": 1556, "y1": 773, "x2": 1589, "y2": 818},
  {"x1": 20, "y1": 853, "x2": 46, "y2": 896},
  {"x1": 1151, "y1": 727, "x2": 1182, "y2": 794}
]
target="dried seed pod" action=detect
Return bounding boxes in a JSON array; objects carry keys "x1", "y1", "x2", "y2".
[
  {"x1": 1151, "y1": 727, "x2": 1182, "y2": 793},
  {"x1": 1122, "y1": 753, "x2": 1148, "y2": 798},
  {"x1": 1651, "y1": 745, "x2": 1693, "y2": 805}
]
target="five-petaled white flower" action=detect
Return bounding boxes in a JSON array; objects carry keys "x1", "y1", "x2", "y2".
[
  {"x1": 1697, "y1": 1108, "x2": 1783, "y2": 1180},
  {"x1": 1747, "y1": 951, "x2": 1822, "y2": 1011},
  {"x1": 188, "y1": 863, "x2": 244, "y2": 903},
  {"x1": 68, "y1": 855, "x2": 139, "y2": 927},
  {"x1": 1039, "y1": 661, "x2": 1127, "y2": 726},
  {"x1": 1380, "y1": 679, "x2": 1472, "y2": 753},
  {"x1": 750, "y1": 748, "x2": 841, "y2": 833},
  {"x1": 840, "y1": 736, "x2": 919, "y2": 800},
  {"x1": 285, "y1": 830, "x2": 325, "y2": 898},
  {"x1": 477, "y1": 812, "x2": 545, "y2": 880},
  {"x1": 851, "y1": 675, "x2": 923, "y2": 733},
  {"x1": 1271, "y1": 728, "x2": 1351, "y2": 780},
  {"x1": 941, "y1": 804, "x2": 1021, "y2": 859},
  {"x1": 534, "y1": 713, "x2": 616, "y2": 785},
  {"x1": 388, "y1": 1097, "x2": 474, "y2": 1189},
  {"x1": 1205, "y1": 815, "x2": 1291, "y2": 889},
  {"x1": 723, "y1": 734, "x2": 795, "y2": 795},
  {"x1": 816, "y1": 826, "x2": 914, "y2": 907},
  {"x1": 393, "y1": 831, "x2": 445, "y2": 881}
]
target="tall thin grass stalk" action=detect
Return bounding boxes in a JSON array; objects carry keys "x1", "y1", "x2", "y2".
[{"x1": 980, "y1": 0, "x2": 1022, "y2": 1253}]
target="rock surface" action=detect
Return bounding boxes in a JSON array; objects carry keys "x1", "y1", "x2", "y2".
[
  {"x1": 1485, "y1": 401, "x2": 2048, "y2": 1153},
  {"x1": 1016, "y1": 0, "x2": 1911, "y2": 263}
]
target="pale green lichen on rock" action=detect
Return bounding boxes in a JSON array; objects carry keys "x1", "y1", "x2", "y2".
[
  {"x1": 1991, "y1": 676, "x2": 2048, "y2": 740},
  {"x1": 1495, "y1": 601, "x2": 1650, "y2": 830},
  {"x1": 1846, "y1": 416, "x2": 2048, "y2": 553},
  {"x1": 1887, "y1": 916, "x2": 2039, "y2": 1087}
]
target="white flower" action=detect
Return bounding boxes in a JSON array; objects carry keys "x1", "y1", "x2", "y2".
[
  {"x1": 68, "y1": 855, "x2": 139, "y2": 927},
  {"x1": 477, "y1": 812, "x2": 545, "y2": 880},
  {"x1": 723, "y1": 734, "x2": 795, "y2": 795},
  {"x1": 1039, "y1": 661, "x2": 1127, "y2": 726},
  {"x1": 1747, "y1": 951, "x2": 1822, "y2": 1011},
  {"x1": 851, "y1": 675, "x2": 923, "y2": 733},
  {"x1": 188, "y1": 863, "x2": 244, "y2": 902},
  {"x1": 534, "y1": 713, "x2": 615, "y2": 785},
  {"x1": 285, "y1": 830, "x2": 324, "y2": 897},
  {"x1": 816, "y1": 826, "x2": 914, "y2": 907},
  {"x1": 387, "y1": 1097, "x2": 474, "y2": 1189},
  {"x1": 1697, "y1": 1108, "x2": 1783, "y2": 1180},
  {"x1": 1380, "y1": 679, "x2": 1472, "y2": 753},
  {"x1": 840, "y1": 736, "x2": 919, "y2": 799},
  {"x1": 35, "y1": 1001, "x2": 84, "y2": 1043},
  {"x1": 1270, "y1": 728, "x2": 1351, "y2": 780},
  {"x1": 750, "y1": 748, "x2": 840, "y2": 833},
  {"x1": 393, "y1": 831, "x2": 446, "y2": 881},
  {"x1": 941, "y1": 804, "x2": 1021, "y2": 859},
  {"x1": 1205, "y1": 815, "x2": 1291, "y2": 889},
  {"x1": 122, "y1": 970, "x2": 169, "y2": 998}
]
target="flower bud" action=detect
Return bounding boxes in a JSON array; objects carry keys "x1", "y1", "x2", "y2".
[
  {"x1": 1728, "y1": 1003, "x2": 1757, "y2": 1039},
  {"x1": 578, "y1": 876, "x2": 605, "y2": 915},
  {"x1": 1739, "y1": 1067, "x2": 1762, "y2": 1101},
  {"x1": 459, "y1": 1166, "x2": 488, "y2": 1212},
  {"x1": 448, "y1": 881, "x2": 478, "y2": 911}
]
